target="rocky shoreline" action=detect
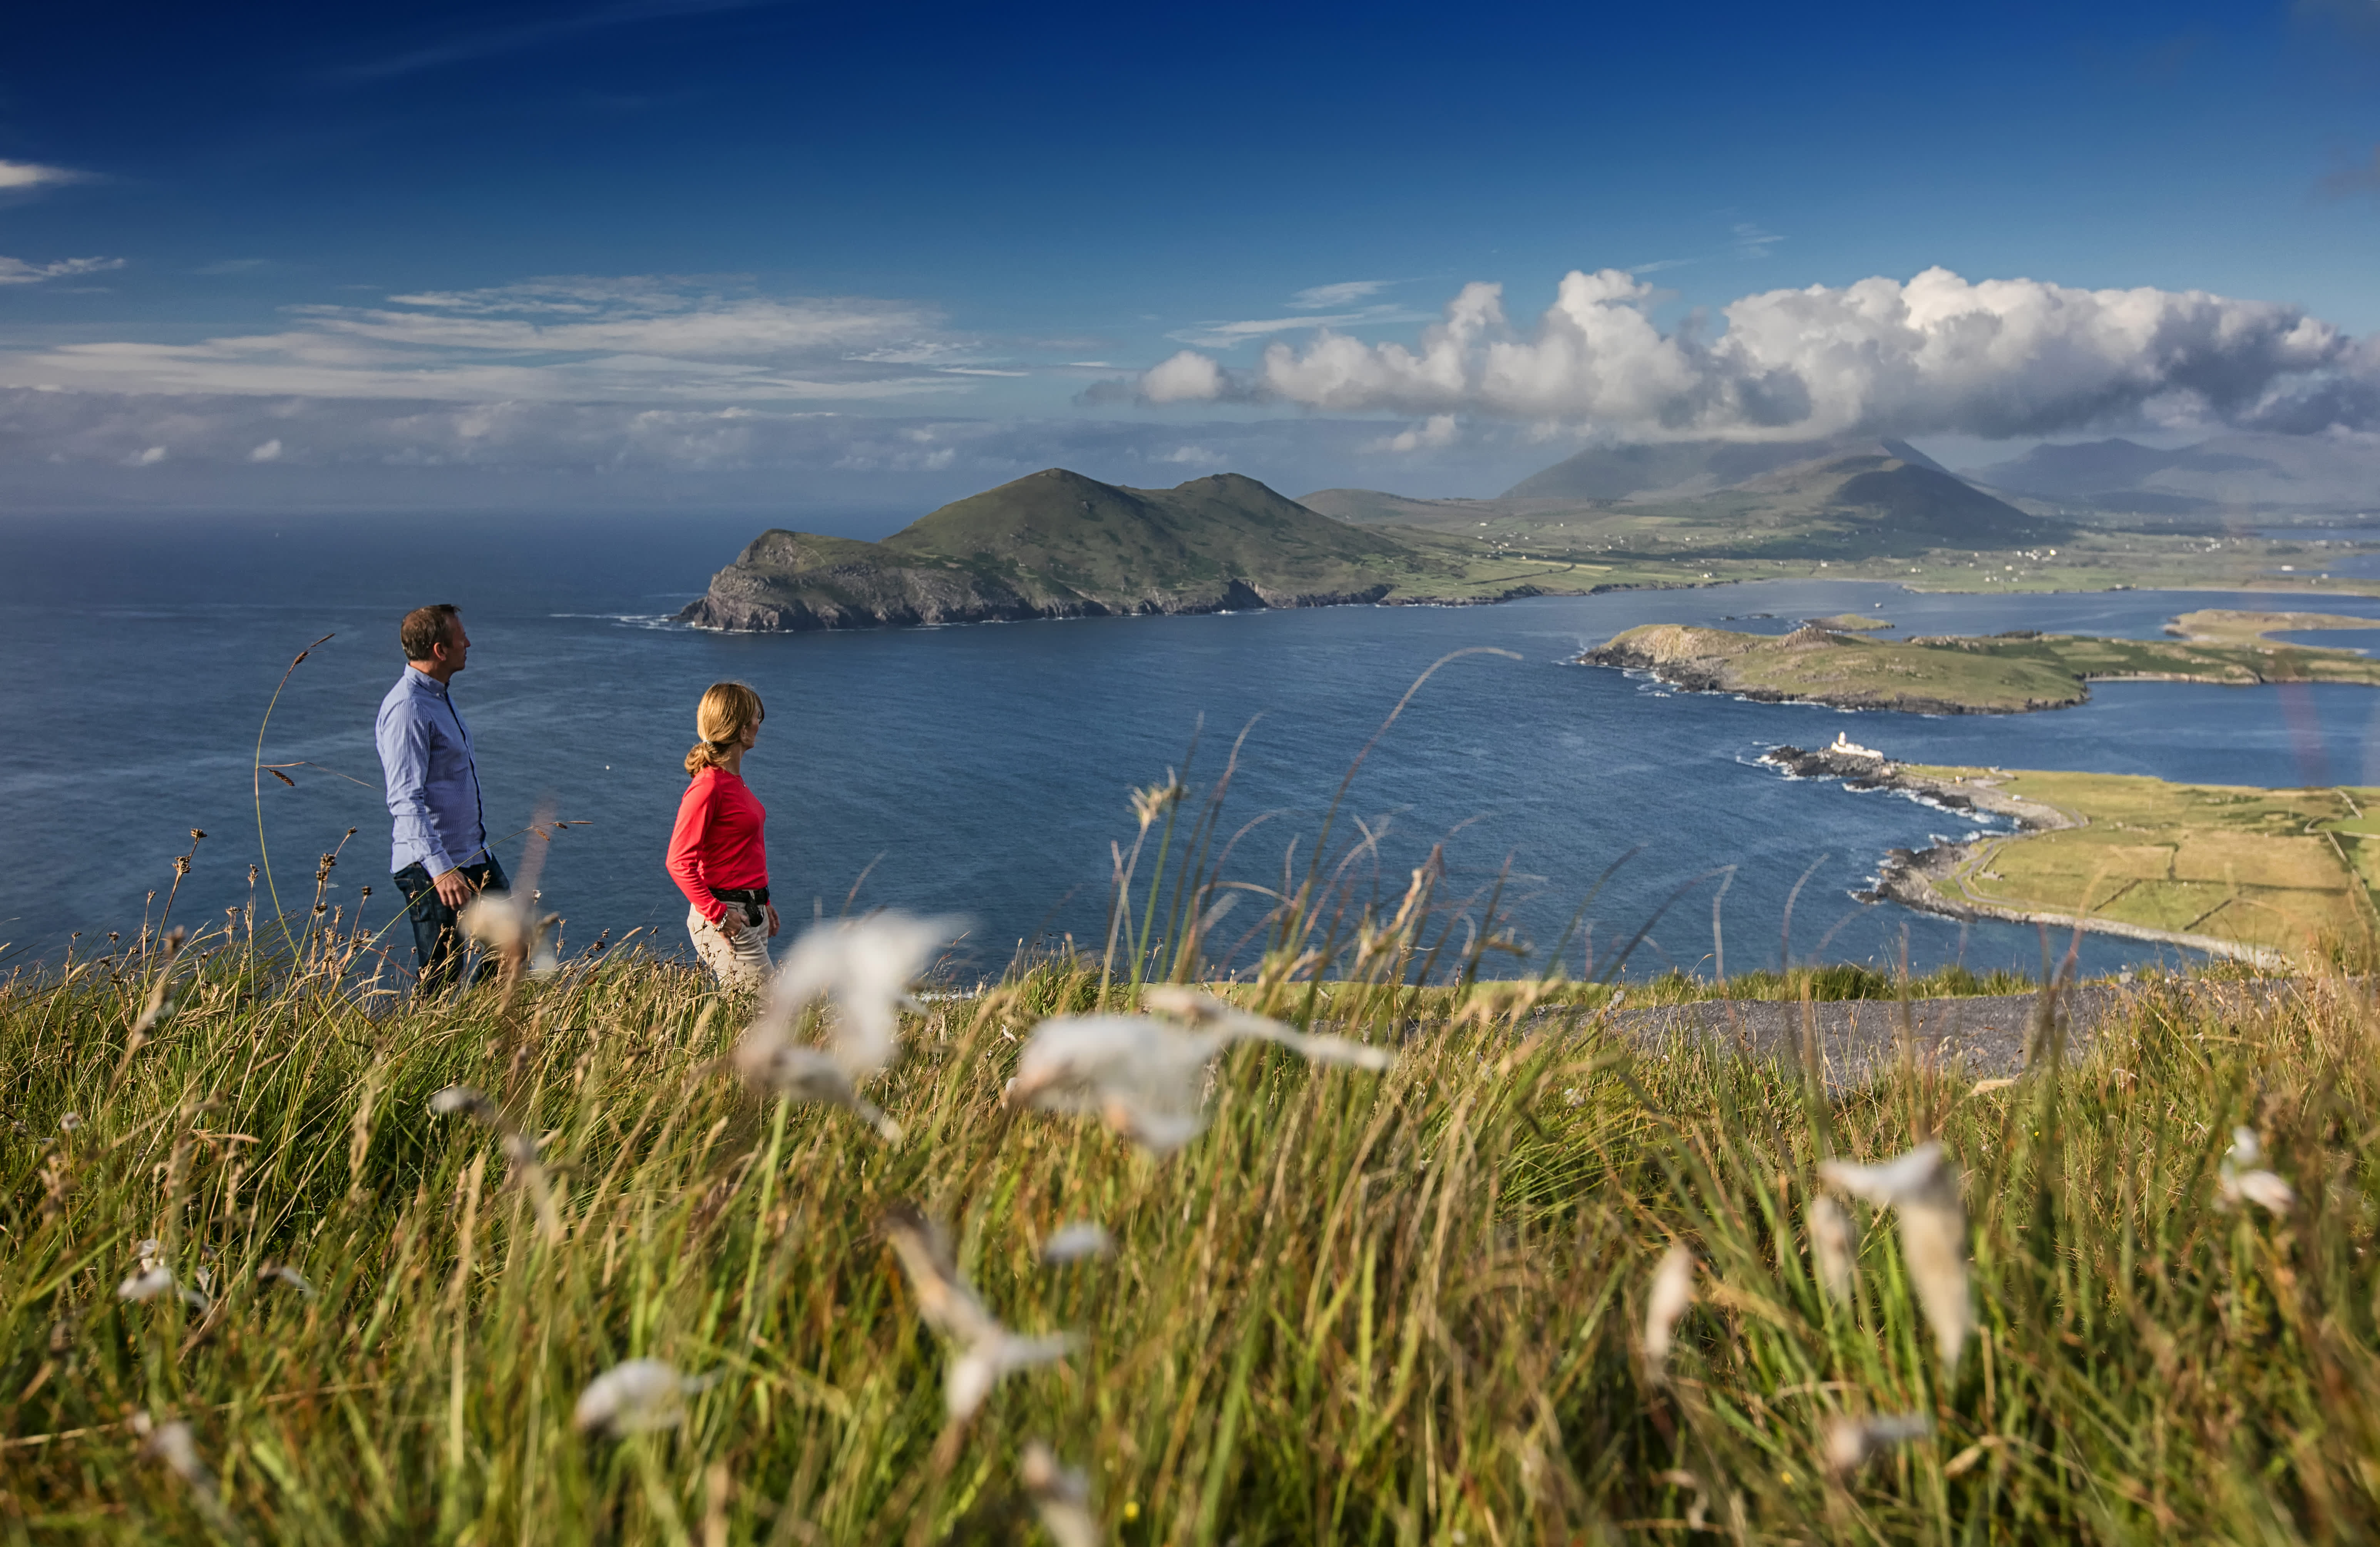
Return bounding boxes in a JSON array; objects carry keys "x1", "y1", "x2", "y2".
[
  {"x1": 679, "y1": 572, "x2": 1565, "y2": 632},
  {"x1": 677, "y1": 575, "x2": 1412, "y2": 632},
  {"x1": 1760, "y1": 742, "x2": 2279, "y2": 964}
]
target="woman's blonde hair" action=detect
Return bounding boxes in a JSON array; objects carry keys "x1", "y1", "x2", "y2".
[{"x1": 685, "y1": 681, "x2": 765, "y2": 776}]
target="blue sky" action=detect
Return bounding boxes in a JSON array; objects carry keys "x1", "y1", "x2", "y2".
[{"x1": 3, "y1": 0, "x2": 2377, "y2": 516}]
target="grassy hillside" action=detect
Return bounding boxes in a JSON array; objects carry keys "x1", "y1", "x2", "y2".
[
  {"x1": 880, "y1": 469, "x2": 1419, "y2": 607},
  {"x1": 682, "y1": 470, "x2": 1639, "y2": 631},
  {"x1": 11, "y1": 897, "x2": 2380, "y2": 1541}
]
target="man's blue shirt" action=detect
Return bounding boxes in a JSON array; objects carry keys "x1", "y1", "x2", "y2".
[{"x1": 375, "y1": 668, "x2": 487, "y2": 877}]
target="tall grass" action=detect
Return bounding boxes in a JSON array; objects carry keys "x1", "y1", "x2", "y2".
[{"x1": 5, "y1": 906, "x2": 2377, "y2": 1540}]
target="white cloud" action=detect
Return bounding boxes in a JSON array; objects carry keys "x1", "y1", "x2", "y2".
[
  {"x1": 1134, "y1": 266, "x2": 2375, "y2": 440},
  {"x1": 1166, "y1": 310, "x2": 1401, "y2": 348},
  {"x1": 0, "y1": 160, "x2": 92, "y2": 193},
  {"x1": 1731, "y1": 222, "x2": 1783, "y2": 259},
  {"x1": 0, "y1": 256, "x2": 124, "y2": 286},
  {"x1": 1166, "y1": 282, "x2": 1429, "y2": 350},
  {"x1": 1367, "y1": 414, "x2": 1461, "y2": 453},
  {"x1": 1141, "y1": 350, "x2": 1230, "y2": 404},
  {"x1": 0, "y1": 275, "x2": 983, "y2": 403},
  {"x1": 249, "y1": 439, "x2": 283, "y2": 462},
  {"x1": 1158, "y1": 444, "x2": 1223, "y2": 464},
  {"x1": 1289, "y1": 280, "x2": 1393, "y2": 310},
  {"x1": 132, "y1": 445, "x2": 166, "y2": 465}
]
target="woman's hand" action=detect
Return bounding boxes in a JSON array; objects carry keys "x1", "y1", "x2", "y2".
[{"x1": 765, "y1": 903, "x2": 781, "y2": 938}]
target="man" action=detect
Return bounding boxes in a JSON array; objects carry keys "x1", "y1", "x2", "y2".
[{"x1": 376, "y1": 603, "x2": 506, "y2": 994}]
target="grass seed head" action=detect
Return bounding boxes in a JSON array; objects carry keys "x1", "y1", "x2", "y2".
[
  {"x1": 1643, "y1": 1243, "x2": 1695, "y2": 1379},
  {"x1": 428, "y1": 1085, "x2": 499, "y2": 1122},
  {"x1": 1020, "y1": 1440, "x2": 1099, "y2": 1547},
  {"x1": 118, "y1": 1265, "x2": 175, "y2": 1302},
  {"x1": 1823, "y1": 1412, "x2": 1932, "y2": 1477},
  {"x1": 132, "y1": 1412, "x2": 216, "y2": 1497},
  {"x1": 2219, "y1": 1127, "x2": 2297, "y2": 1213},
  {"x1": 1009, "y1": 1001, "x2": 1390, "y2": 1156},
  {"x1": 1040, "y1": 1221, "x2": 1115, "y2": 1264},
  {"x1": 572, "y1": 1359, "x2": 712, "y2": 1435},
  {"x1": 730, "y1": 911, "x2": 963, "y2": 1137},
  {"x1": 1819, "y1": 1142, "x2": 1970, "y2": 1369},
  {"x1": 1808, "y1": 1195, "x2": 1856, "y2": 1304},
  {"x1": 260, "y1": 1263, "x2": 317, "y2": 1296},
  {"x1": 880, "y1": 1205, "x2": 1074, "y2": 1421}
]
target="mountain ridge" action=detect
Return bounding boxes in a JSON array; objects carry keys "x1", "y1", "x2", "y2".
[{"x1": 680, "y1": 469, "x2": 1464, "y2": 631}]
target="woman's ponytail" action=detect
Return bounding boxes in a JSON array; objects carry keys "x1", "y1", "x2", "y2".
[{"x1": 683, "y1": 681, "x2": 765, "y2": 777}]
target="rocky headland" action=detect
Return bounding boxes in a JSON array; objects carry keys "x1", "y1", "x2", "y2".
[
  {"x1": 681, "y1": 468, "x2": 1519, "y2": 632},
  {"x1": 1762, "y1": 741, "x2": 2285, "y2": 964}
]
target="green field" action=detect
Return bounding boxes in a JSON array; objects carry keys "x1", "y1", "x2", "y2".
[
  {"x1": 1588, "y1": 614, "x2": 2380, "y2": 713},
  {"x1": 1902, "y1": 766, "x2": 2380, "y2": 955}
]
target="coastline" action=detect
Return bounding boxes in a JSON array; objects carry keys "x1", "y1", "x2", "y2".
[{"x1": 1760, "y1": 742, "x2": 2286, "y2": 967}]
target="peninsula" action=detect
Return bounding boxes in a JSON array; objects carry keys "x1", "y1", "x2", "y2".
[
  {"x1": 683, "y1": 440, "x2": 2380, "y2": 634},
  {"x1": 1765, "y1": 738, "x2": 2380, "y2": 964},
  {"x1": 1583, "y1": 609, "x2": 2380, "y2": 714},
  {"x1": 680, "y1": 469, "x2": 1612, "y2": 631}
]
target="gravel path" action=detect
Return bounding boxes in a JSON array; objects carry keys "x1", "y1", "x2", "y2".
[{"x1": 1587, "y1": 978, "x2": 2329, "y2": 1085}]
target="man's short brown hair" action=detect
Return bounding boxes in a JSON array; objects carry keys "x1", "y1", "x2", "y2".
[{"x1": 400, "y1": 604, "x2": 461, "y2": 662}]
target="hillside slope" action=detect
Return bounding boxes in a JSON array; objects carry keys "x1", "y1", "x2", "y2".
[
  {"x1": 1968, "y1": 433, "x2": 2380, "y2": 517},
  {"x1": 680, "y1": 469, "x2": 1476, "y2": 631}
]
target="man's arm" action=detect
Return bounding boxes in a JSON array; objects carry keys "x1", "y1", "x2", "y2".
[{"x1": 378, "y1": 695, "x2": 474, "y2": 905}]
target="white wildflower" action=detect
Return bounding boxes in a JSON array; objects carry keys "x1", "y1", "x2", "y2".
[
  {"x1": 572, "y1": 1359, "x2": 715, "y2": 1435},
  {"x1": 1808, "y1": 1195, "x2": 1856, "y2": 1305},
  {"x1": 59, "y1": 1112, "x2": 82, "y2": 1132},
  {"x1": 428, "y1": 1085, "x2": 497, "y2": 1119},
  {"x1": 261, "y1": 1263, "x2": 317, "y2": 1296},
  {"x1": 2217, "y1": 1126, "x2": 2297, "y2": 1214},
  {"x1": 881, "y1": 1207, "x2": 1073, "y2": 1422},
  {"x1": 1642, "y1": 1244, "x2": 1695, "y2": 1380},
  {"x1": 1040, "y1": 1222, "x2": 1115, "y2": 1264},
  {"x1": 1005, "y1": 991, "x2": 1391, "y2": 1156},
  {"x1": 729, "y1": 912, "x2": 966, "y2": 1141},
  {"x1": 131, "y1": 1412, "x2": 215, "y2": 1496},
  {"x1": 119, "y1": 1266, "x2": 175, "y2": 1302},
  {"x1": 1818, "y1": 1142, "x2": 1970, "y2": 1371},
  {"x1": 1822, "y1": 1412, "x2": 1931, "y2": 1476},
  {"x1": 1020, "y1": 1441, "x2": 1100, "y2": 1547},
  {"x1": 459, "y1": 891, "x2": 564, "y2": 978}
]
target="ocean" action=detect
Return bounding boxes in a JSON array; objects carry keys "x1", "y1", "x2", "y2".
[{"x1": 10, "y1": 510, "x2": 2380, "y2": 983}]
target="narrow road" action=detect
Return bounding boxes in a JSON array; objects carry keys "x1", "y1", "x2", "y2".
[{"x1": 1583, "y1": 977, "x2": 2340, "y2": 1084}]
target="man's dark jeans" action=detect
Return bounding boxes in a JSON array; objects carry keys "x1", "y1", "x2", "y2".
[{"x1": 392, "y1": 854, "x2": 510, "y2": 996}]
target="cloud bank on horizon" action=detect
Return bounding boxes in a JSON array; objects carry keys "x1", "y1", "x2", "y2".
[
  {"x1": 0, "y1": 276, "x2": 979, "y2": 401},
  {"x1": 1128, "y1": 266, "x2": 2380, "y2": 442}
]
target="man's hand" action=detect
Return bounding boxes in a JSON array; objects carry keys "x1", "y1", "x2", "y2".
[
  {"x1": 432, "y1": 866, "x2": 477, "y2": 908},
  {"x1": 765, "y1": 903, "x2": 781, "y2": 938}
]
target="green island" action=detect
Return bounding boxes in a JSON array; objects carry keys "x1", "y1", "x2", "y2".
[
  {"x1": 683, "y1": 440, "x2": 2380, "y2": 631},
  {"x1": 1767, "y1": 740, "x2": 2380, "y2": 962},
  {"x1": 1586, "y1": 608, "x2": 2380, "y2": 713}
]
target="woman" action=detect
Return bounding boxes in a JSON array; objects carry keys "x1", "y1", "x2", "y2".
[{"x1": 666, "y1": 681, "x2": 779, "y2": 986}]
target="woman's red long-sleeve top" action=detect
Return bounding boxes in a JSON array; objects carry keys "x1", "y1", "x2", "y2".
[{"x1": 665, "y1": 767, "x2": 768, "y2": 924}]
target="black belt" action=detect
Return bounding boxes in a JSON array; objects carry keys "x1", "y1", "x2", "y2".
[{"x1": 713, "y1": 886, "x2": 770, "y2": 905}]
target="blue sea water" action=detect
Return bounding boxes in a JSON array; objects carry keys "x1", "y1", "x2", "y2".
[{"x1": 11, "y1": 511, "x2": 2380, "y2": 983}]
